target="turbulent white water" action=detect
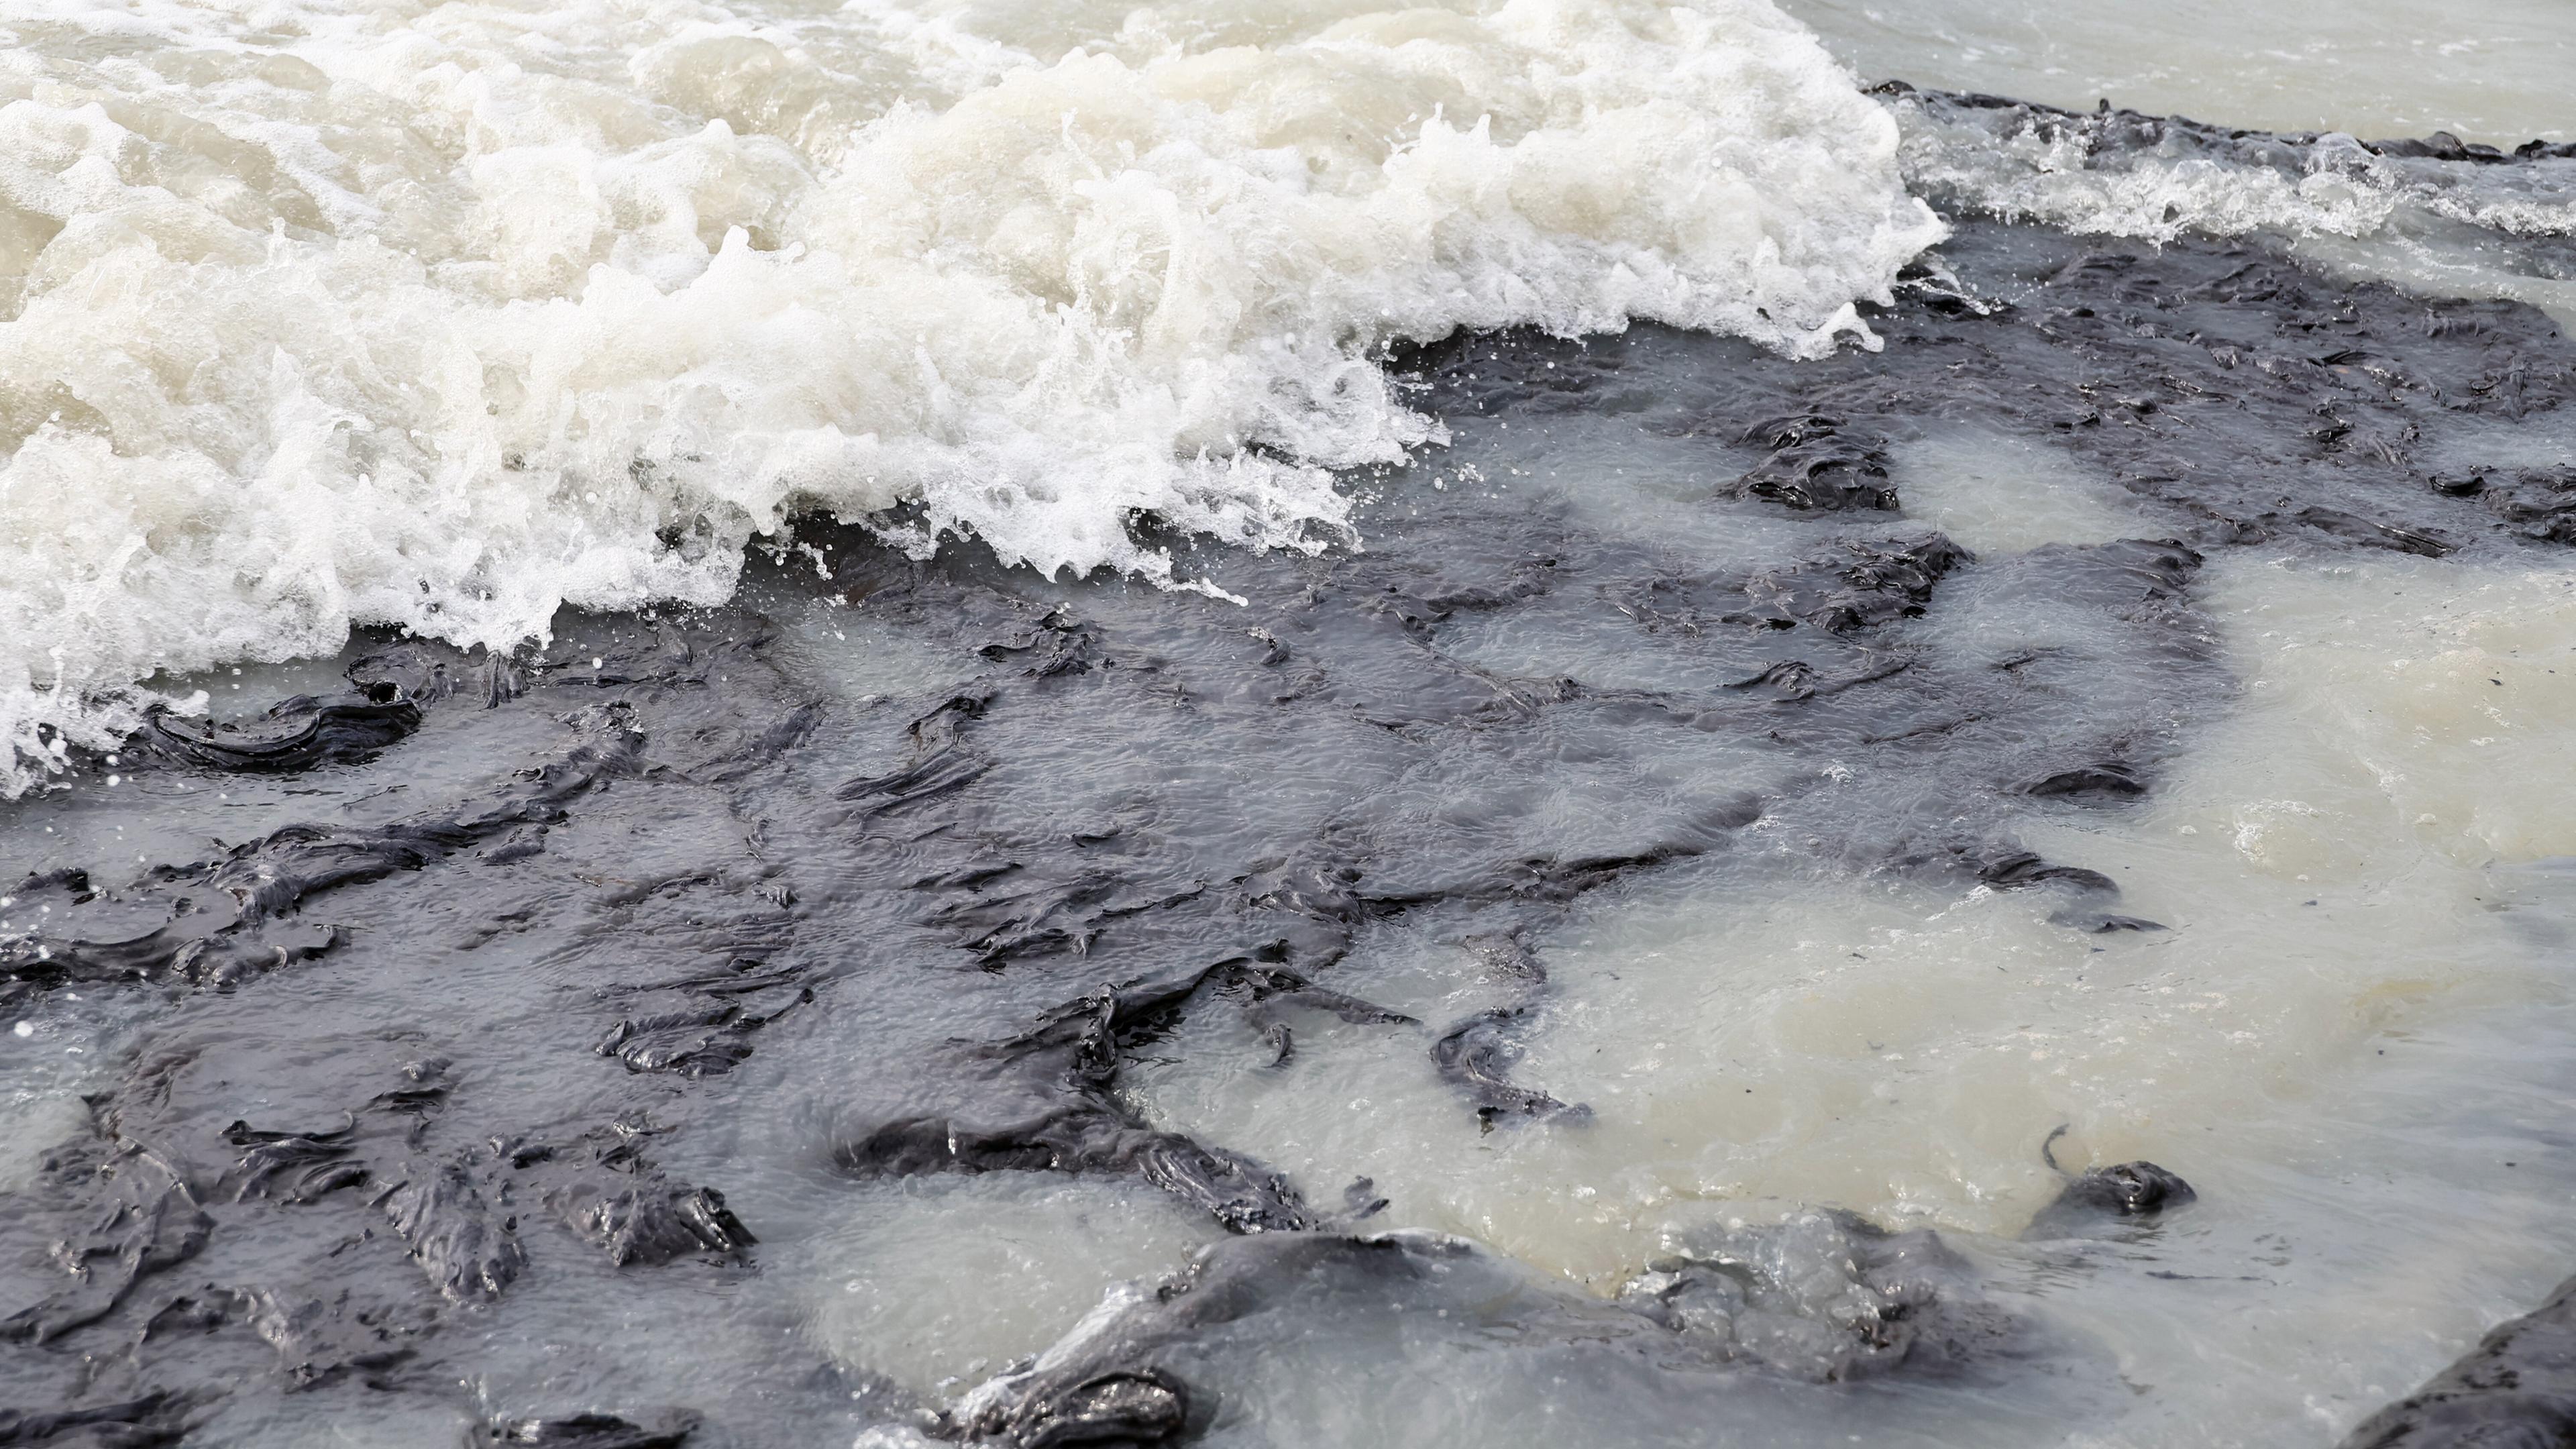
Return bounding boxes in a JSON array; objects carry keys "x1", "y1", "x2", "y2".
[
  {"x1": 1877, "y1": 95, "x2": 2576, "y2": 333},
  {"x1": 5, "y1": 6, "x2": 2576, "y2": 1436},
  {"x1": 0, "y1": 0, "x2": 1947, "y2": 792},
  {"x1": 7, "y1": 0, "x2": 2573, "y2": 797}
]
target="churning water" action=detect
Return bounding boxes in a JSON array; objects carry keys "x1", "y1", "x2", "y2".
[{"x1": 3, "y1": 2, "x2": 2575, "y2": 1447}]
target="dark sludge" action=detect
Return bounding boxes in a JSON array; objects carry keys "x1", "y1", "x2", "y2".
[
  {"x1": 2339, "y1": 1273, "x2": 2576, "y2": 1449},
  {"x1": 2019, "y1": 1126, "x2": 2197, "y2": 1242},
  {"x1": 0, "y1": 204, "x2": 2570, "y2": 1446}
]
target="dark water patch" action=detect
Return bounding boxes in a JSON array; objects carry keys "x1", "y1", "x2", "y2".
[
  {"x1": 474, "y1": 1410, "x2": 702, "y2": 1448},
  {"x1": 2022, "y1": 1128, "x2": 2199, "y2": 1242},
  {"x1": 1, "y1": 216, "x2": 2572, "y2": 1444},
  {"x1": 132, "y1": 689, "x2": 422, "y2": 775}
]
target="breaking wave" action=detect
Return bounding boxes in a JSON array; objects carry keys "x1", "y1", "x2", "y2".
[{"x1": 0, "y1": 0, "x2": 1945, "y2": 791}]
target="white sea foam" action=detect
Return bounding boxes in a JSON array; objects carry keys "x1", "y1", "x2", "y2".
[
  {"x1": 1876, "y1": 88, "x2": 2576, "y2": 332},
  {"x1": 1871, "y1": 83, "x2": 2576, "y2": 350},
  {"x1": 0, "y1": 0, "x2": 1943, "y2": 792},
  {"x1": 1888, "y1": 101, "x2": 2576, "y2": 248}
]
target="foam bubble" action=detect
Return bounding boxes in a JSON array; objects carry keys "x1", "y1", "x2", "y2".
[
  {"x1": 1880, "y1": 89, "x2": 2576, "y2": 315},
  {"x1": 0, "y1": 0, "x2": 1942, "y2": 792},
  {"x1": 1894, "y1": 93, "x2": 2576, "y2": 241}
]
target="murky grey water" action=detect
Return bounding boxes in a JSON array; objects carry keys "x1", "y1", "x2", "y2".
[
  {"x1": 8, "y1": 214, "x2": 2576, "y2": 1448},
  {"x1": 6, "y1": 3, "x2": 2576, "y2": 1446}
]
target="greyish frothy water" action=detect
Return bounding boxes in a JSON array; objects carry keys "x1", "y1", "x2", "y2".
[{"x1": 3, "y1": 3, "x2": 2575, "y2": 1448}]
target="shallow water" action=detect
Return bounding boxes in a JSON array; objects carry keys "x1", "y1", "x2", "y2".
[
  {"x1": 5, "y1": 2, "x2": 2576, "y2": 1447},
  {"x1": 1784, "y1": 0, "x2": 2576, "y2": 145},
  {"x1": 1133, "y1": 549, "x2": 2576, "y2": 1444}
]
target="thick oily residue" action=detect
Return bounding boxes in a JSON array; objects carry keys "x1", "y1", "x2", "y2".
[{"x1": 5, "y1": 211, "x2": 2576, "y2": 1447}]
